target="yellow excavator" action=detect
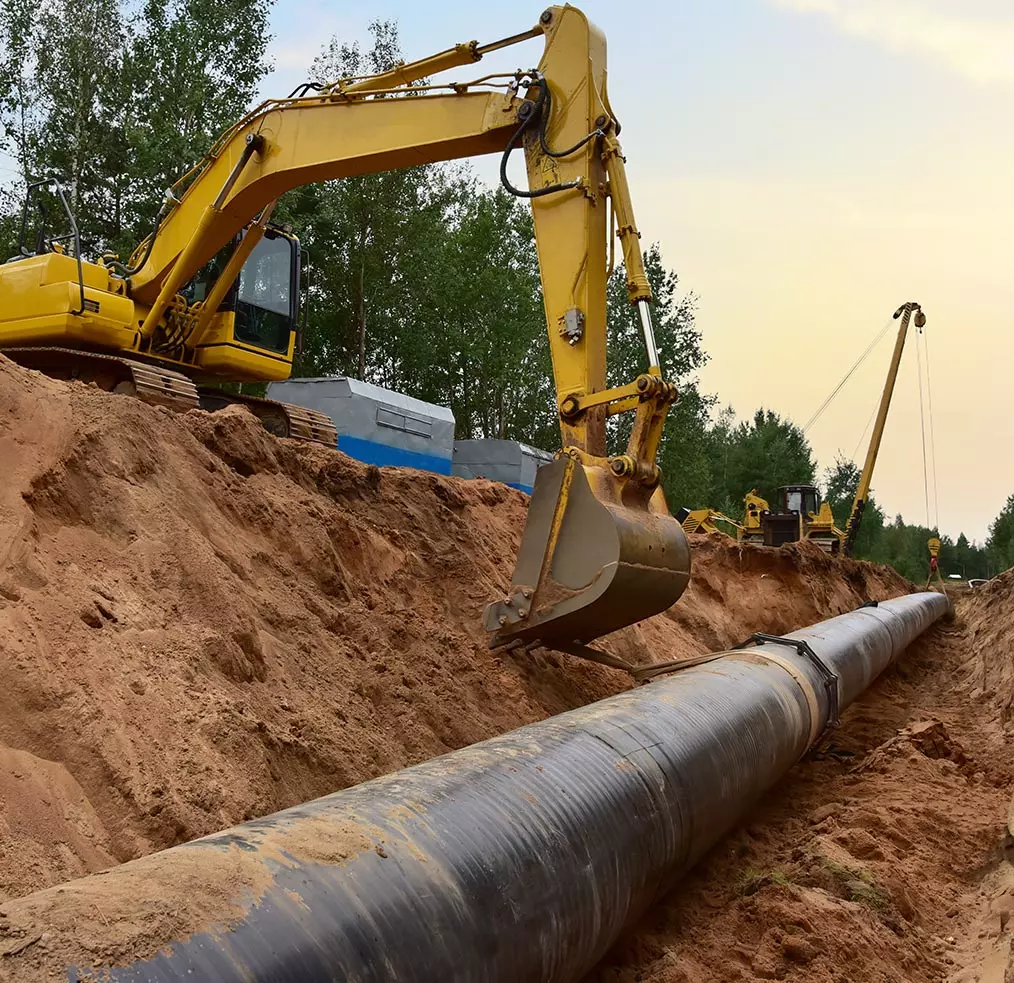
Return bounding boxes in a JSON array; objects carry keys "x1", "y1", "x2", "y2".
[{"x1": 0, "y1": 5, "x2": 691, "y2": 656}]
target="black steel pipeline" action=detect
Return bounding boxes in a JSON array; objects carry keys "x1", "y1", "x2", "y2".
[{"x1": 0, "y1": 593, "x2": 948, "y2": 983}]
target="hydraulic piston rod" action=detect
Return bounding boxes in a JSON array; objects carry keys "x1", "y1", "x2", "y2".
[{"x1": 0, "y1": 593, "x2": 948, "y2": 983}]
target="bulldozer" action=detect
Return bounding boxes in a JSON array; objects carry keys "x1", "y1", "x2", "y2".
[
  {"x1": 0, "y1": 6, "x2": 691, "y2": 659},
  {"x1": 740, "y1": 485, "x2": 843, "y2": 552}
]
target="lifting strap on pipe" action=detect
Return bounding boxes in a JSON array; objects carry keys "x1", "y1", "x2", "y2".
[
  {"x1": 550, "y1": 641, "x2": 733, "y2": 680},
  {"x1": 735, "y1": 632, "x2": 841, "y2": 743}
]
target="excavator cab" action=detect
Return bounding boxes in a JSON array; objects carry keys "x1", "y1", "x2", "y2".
[{"x1": 183, "y1": 227, "x2": 300, "y2": 358}]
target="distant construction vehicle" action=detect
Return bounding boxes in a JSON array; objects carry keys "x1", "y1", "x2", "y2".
[
  {"x1": 684, "y1": 302, "x2": 925, "y2": 556},
  {"x1": 739, "y1": 485, "x2": 843, "y2": 552}
]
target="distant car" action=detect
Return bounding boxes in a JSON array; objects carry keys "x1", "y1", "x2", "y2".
[
  {"x1": 968, "y1": 578, "x2": 989, "y2": 589},
  {"x1": 947, "y1": 574, "x2": 963, "y2": 581}
]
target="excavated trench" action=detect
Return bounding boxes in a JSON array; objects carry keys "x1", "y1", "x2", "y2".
[
  {"x1": 586, "y1": 579, "x2": 1014, "y2": 983},
  {"x1": 0, "y1": 354, "x2": 1010, "y2": 980}
]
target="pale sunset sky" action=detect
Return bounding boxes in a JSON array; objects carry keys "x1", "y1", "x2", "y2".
[{"x1": 206, "y1": 2, "x2": 1014, "y2": 541}]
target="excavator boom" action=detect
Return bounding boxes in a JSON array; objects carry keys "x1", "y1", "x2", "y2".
[{"x1": 0, "y1": 5, "x2": 691, "y2": 654}]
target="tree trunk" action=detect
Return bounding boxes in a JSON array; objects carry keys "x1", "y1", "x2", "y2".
[{"x1": 356, "y1": 255, "x2": 366, "y2": 380}]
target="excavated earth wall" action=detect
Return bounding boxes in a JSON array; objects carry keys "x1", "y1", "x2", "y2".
[{"x1": 0, "y1": 355, "x2": 911, "y2": 907}]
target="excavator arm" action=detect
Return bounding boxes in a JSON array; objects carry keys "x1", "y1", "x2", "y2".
[{"x1": 112, "y1": 5, "x2": 691, "y2": 653}]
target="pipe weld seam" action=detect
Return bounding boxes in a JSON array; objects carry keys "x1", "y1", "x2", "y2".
[{"x1": 741, "y1": 649, "x2": 823, "y2": 749}]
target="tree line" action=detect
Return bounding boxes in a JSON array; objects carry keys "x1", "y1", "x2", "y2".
[
  {"x1": 0, "y1": 1, "x2": 1009, "y2": 584},
  {"x1": 686, "y1": 406, "x2": 1013, "y2": 583}
]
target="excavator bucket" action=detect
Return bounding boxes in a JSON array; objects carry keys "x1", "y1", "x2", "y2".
[{"x1": 484, "y1": 456, "x2": 691, "y2": 650}]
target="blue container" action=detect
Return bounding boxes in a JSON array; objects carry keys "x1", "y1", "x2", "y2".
[{"x1": 266, "y1": 377, "x2": 455, "y2": 474}]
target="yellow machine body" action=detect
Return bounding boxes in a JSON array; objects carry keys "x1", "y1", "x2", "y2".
[
  {"x1": 0, "y1": 253, "x2": 295, "y2": 381},
  {"x1": 0, "y1": 5, "x2": 691, "y2": 654},
  {"x1": 679, "y1": 507, "x2": 742, "y2": 538},
  {"x1": 739, "y1": 487, "x2": 843, "y2": 553},
  {"x1": 691, "y1": 302, "x2": 927, "y2": 560}
]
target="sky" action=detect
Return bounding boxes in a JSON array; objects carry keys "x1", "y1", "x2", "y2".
[{"x1": 73, "y1": 1, "x2": 1014, "y2": 539}]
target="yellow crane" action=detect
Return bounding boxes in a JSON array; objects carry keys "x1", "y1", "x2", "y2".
[
  {"x1": 682, "y1": 301, "x2": 925, "y2": 557},
  {"x1": 841, "y1": 301, "x2": 925, "y2": 556},
  {"x1": 0, "y1": 6, "x2": 691, "y2": 655}
]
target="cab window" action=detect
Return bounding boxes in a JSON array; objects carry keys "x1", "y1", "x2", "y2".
[{"x1": 234, "y1": 232, "x2": 297, "y2": 354}]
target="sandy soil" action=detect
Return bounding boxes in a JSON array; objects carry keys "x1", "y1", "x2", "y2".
[
  {"x1": 586, "y1": 573, "x2": 1014, "y2": 983},
  {"x1": 0, "y1": 353, "x2": 909, "y2": 913}
]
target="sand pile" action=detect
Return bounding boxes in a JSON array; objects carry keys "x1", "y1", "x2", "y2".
[
  {"x1": 588, "y1": 576, "x2": 1014, "y2": 982},
  {"x1": 0, "y1": 354, "x2": 912, "y2": 906}
]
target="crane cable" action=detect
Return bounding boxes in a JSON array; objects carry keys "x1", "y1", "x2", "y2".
[
  {"x1": 802, "y1": 308, "x2": 940, "y2": 529},
  {"x1": 918, "y1": 321, "x2": 940, "y2": 529},
  {"x1": 850, "y1": 400, "x2": 879, "y2": 463},
  {"x1": 914, "y1": 325, "x2": 930, "y2": 526},
  {"x1": 802, "y1": 315, "x2": 894, "y2": 434}
]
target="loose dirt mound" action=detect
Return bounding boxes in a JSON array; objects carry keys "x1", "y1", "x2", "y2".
[
  {"x1": 587, "y1": 573, "x2": 1014, "y2": 982},
  {"x1": 0, "y1": 355, "x2": 909, "y2": 905}
]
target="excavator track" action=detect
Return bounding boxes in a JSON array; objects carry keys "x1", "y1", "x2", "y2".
[
  {"x1": 197, "y1": 388, "x2": 338, "y2": 448},
  {"x1": 3, "y1": 347, "x2": 200, "y2": 413},
  {"x1": 4, "y1": 348, "x2": 337, "y2": 448}
]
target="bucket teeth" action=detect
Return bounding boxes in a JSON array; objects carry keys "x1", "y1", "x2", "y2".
[{"x1": 485, "y1": 456, "x2": 691, "y2": 649}]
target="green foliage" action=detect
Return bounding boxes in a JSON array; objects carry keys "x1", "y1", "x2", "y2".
[
  {"x1": 987, "y1": 494, "x2": 1014, "y2": 572},
  {"x1": 0, "y1": 0, "x2": 273, "y2": 256},
  {"x1": 606, "y1": 245, "x2": 711, "y2": 506},
  {"x1": 823, "y1": 454, "x2": 884, "y2": 556},
  {"x1": 702, "y1": 408, "x2": 816, "y2": 515},
  {"x1": 0, "y1": 0, "x2": 37, "y2": 176},
  {"x1": 123, "y1": 0, "x2": 273, "y2": 246},
  {"x1": 32, "y1": 0, "x2": 126, "y2": 247},
  {"x1": 282, "y1": 21, "x2": 426, "y2": 380},
  {"x1": 738, "y1": 867, "x2": 793, "y2": 896},
  {"x1": 414, "y1": 184, "x2": 555, "y2": 446},
  {"x1": 820, "y1": 452, "x2": 1002, "y2": 581}
]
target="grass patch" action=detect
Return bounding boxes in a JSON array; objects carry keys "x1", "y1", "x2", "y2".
[
  {"x1": 739, "y1": 866, "x2": 793, "y2": 896},
  {"x1": 819, "y1": 859, "x2": 890, "y2": 912}
]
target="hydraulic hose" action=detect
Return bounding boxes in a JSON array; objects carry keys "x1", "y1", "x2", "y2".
[
  {"x1": 499, "y1": 77, "x2": 590, "y2": 199},
  {"x1": 0, "y1": 592, "x2": 949, "y2": 983}
]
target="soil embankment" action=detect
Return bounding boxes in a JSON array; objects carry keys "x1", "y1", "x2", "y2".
[{"x1": 0, "y1": 355, "x2": 909, "y2": 908}]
